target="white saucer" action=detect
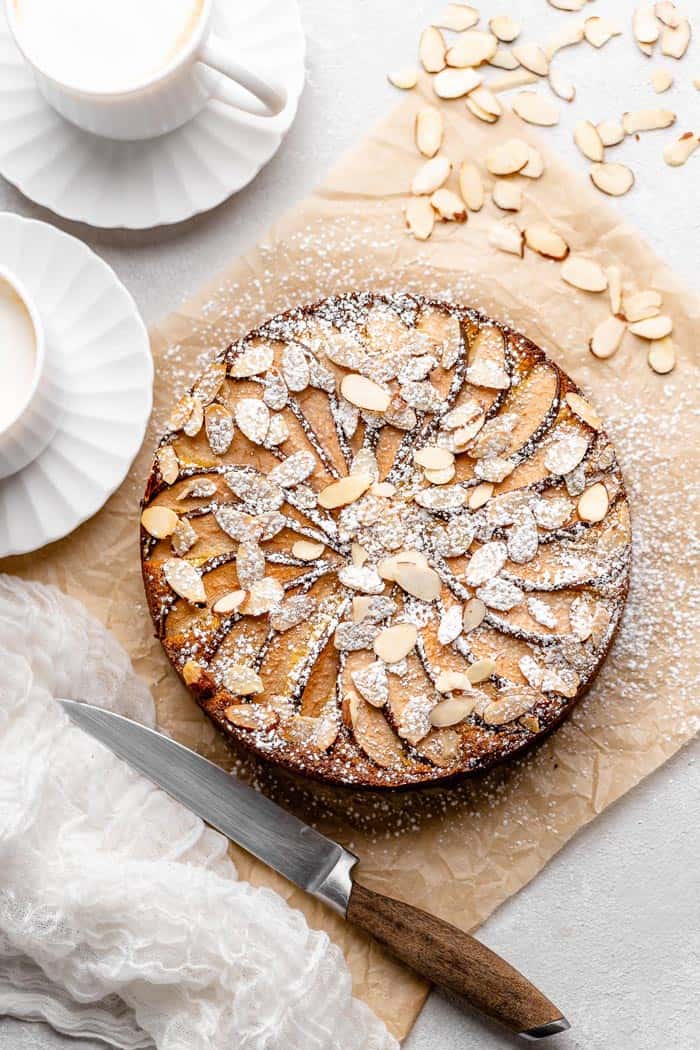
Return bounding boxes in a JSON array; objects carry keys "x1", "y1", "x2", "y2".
[
  {"x1": 0, "y1": 0, "x2": 305, "y2": 229},
  {"x1": 0, "y1": 213, "x2": 152, "y2": 558}
]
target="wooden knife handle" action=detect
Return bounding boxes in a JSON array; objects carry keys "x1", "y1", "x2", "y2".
[{"x1": 347, "y1": 881, "x2": 568, "y2": 1038}]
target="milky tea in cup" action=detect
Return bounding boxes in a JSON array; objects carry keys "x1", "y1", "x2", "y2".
[{"x1": 10, "y1": 0, "x2": 206, "y2": 94}]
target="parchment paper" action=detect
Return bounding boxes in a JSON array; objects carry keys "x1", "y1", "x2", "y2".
[{"x1": 4, "y1": 80, "x2": 699, "y2": 1041}]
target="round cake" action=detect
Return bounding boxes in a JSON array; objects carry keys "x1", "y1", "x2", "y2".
[{"x1": 141, "y1": 293, "x2": 631, "y2": 789}]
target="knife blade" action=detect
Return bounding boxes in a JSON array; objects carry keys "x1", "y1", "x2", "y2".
[{"x1": 59, "y1": 698, "x2": 570, "y2": 1040}]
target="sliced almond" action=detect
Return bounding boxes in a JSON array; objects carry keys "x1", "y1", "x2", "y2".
[
  {"x1": 341, "y1": 374, "x2": 391, "y2": 412},
  {"x1": 590, "y1": 163, "x2": 635, "y2": 196},
  {"x1": 512, "y1": 44, "x2": 549, "y2": 76},
  {"x1": 433, "y1": 67, "x2": 483, "y2": 98},
  {"x1": 512, "y1": 91, "x2": 560, "y2": 126},
  {"x1": 162, "y1": 558, "x2": 206, "y2": 604},
  {"x1": 578, "y1": 483, "x2": 609, "y2": 523},
  {"x1": 292, "y1": 539, "x2": 325, "y2": 561},
  {"x1": 212, "y1": 590, "x2": 247, "y2": 615},
  {"x1": 412, "y1": 154, "x2": 452, "y2": 196},
  {"x1": 243, "y1": 577, "x2": 284, "y2": 616},
  {"x1": 463, "y1": 597, "x2": 487, "y2": 631},
  {"x1": 374, "y1": 622, "x2": 418, "y2": 662},
  {"x1": 486, "y1": 137, "x2": 530, "y2": 175},
  {"x1": 623, "y1": 290, "x2": 662, "y2": 322},
  {"x1": 622, "y1": 108, "x2": 676, "y2": 133},
  {"x1": 548, "y1": 68, "x2": 575, "y2": 101},
  {"x1": 651, "y1": 67, "x2": 673, "y2": 92},
  {"x1": 633, "y1": 5, "x2": 661, "y2": 48},
  {"x1": 141, "y1": 506, "x2": 179, "y2": 539},
  {"x1": 489, "y1": 16, "x2": 520, "y2": 42},
  {"x1": 589, "y1": 316, "x2": 626, "y2": 358},
  {"x1": 466, "y1": 86, "x2": 502, "y2": 117},
  {"x1": 584, "y1": 17, "x2": 622, "y2": 48},
  {"x1": 468, "y1": 482, "x2": 494, "y2": 510},
  {"x1": 492, "y1": 180, "x2": 522, "y2": 211},
  {"x1": 420, "y1": 25, "x2": 447, "y2": 73},
  {"x1": 663, "y1": 132, "x2": 699, "y2": 166},
  {"x1": 395, "y1": 562, "x2": 442, "y2": 601},
  {"x1": 607, "y1": 265, "x2": 622, "y2": 314},
  {"x1": 424, "y1": 465, "x2": 455, "y2": 486},
  {"x1": 406, "y1": 196, "x2": 436, "y2": 240},
  {"x1": 525, "y1": 223, "x2": 570, "y2": 260},
  {"x1": 574, "y1": 120, "x2": 604, "y2": 162},
  {"x1": 223, "y1": 663, "x2": 265, "y2": 698},
  {"x1": 435, "y1": 4, "x2": 480, "y2": 32},
  {"x1": 388, "y1": 68, "x2": 418, "y2": 90},
  {"x1": 224, "y1": 703, "x2": 276, "y2": 730},
  {"x1": 661, "y1": 19, "x2": 690, "y2": 58},
  {"x1": 547, "y1": 0, "x2": 586, "y2": 9},
  {"x1": 430, "y1": 697, "x2": 474, "y2": 727},
  {"x1": 435, "y1": 670, "x2": 473, "y2": 694},
  {"x1": 415, "y1": 445, "x2": 455, "y2": 470},
  {"x1": 545, "y1": 21, "x2": 585, "y2": 58},
  {"x1": 489, "y1": 48, "x2": 520, "y2": 70},
  {"x1": 488, "y1": 68, "x2": 538, "y2": 92},
  {"x1": 235, "y1": 398, "x2": 269, "y2": 445},
  {"x1": 655, "y1": 2, "x2": 680, "y2": 27},
  {"x1": 446, "y1": 31, "x2": 498, "y2": 68},
  {"x1": 566, "y1": 392, "x2": 602, "y2": 430},
  {"x1": 465, "y1": 94, "x2": 499, "y2": 123},
  {"x1": 466, "y1": 657, "x2": 497, "y2": 684},
  {"x1": 628, "y1": 315, "x2": 673, "y2": 339},
  {"x1": 693, "y1": 79, "x2": 700, "y2": 90},
  {"x1": 318, "y1": 473, "x2": 372, "y2": 509},
  {"x1": 415, "y1": 107, "x2": 444, "y2": 158},
  {"x1": 205, "y1": 403, "x2": 234, "y2": 455},
  {"x1": 351, "y1": 542, "x2": 368, "y2": 566},
  {"x1": 459, "y1": 161, "x2": 485, "y2": 211},
  {"x1": 597, "y1": 119, "x2": 625, "y2": 146},
  {"x1": 561, "y1": 256, "x2": 608, "y2": 292},
  {"x1": 520, "y1": 146, "x2": 545, "y2": 178},
  {"x1": 156, "y1": 445, "x2": 179, "y2": 485},
  {"x1": 431, "y1": 188, "x2": 468, "y2": 221},
  {"x1": 482, "y1": 689, "x2": 536, "y2": 725},
  {"x1": 647, "y1": 336, "x2": 677, "y2": 373},
  {"x1": 489, "y1": 222, "x2": 524, "y2": 256},
  {"x1": 230, "y1": 343, "x2": 274, "y2": 378}
]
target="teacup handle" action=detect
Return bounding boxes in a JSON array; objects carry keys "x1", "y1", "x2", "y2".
[{"x1": 198, "y1": 34, "x2": 287, "y2": 117}]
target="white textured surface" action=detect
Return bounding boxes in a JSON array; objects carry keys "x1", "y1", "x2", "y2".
[{"x1": 0, "y1": 0, "x2": 698, "y2": 1046}]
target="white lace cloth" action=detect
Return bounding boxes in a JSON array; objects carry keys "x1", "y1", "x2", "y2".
[{"x1": 0, "y1": 575, "x2": 396, "y2": 1050}]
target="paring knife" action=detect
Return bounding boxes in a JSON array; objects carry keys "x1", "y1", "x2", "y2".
[{"x1": 60, "y1": 699, "x2": 569, "y2": 1041}]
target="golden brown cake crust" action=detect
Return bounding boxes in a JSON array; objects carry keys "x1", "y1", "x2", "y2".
[{"x1": 140, "y1": 293, "x2": 631, "y2": 789}]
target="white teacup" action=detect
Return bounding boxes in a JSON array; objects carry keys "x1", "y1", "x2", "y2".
[
  {"x1": 0, "y1": 266, "x2": 57, "y2": 480},
  {"x1": 6, "y1": 0, "x2": 288, "y2": 141}
]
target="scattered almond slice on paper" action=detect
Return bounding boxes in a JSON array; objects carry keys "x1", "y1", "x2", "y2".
[
  {"x1": 434, "y1": 66, "x2": 483, "y2": 98},
  {"x1": 415, "y1": 107, "x2": 444, "y2": 157},
  {"x1": 405, "y1": 196, "x2": 436, "y2": 240},
  {"x1": 547, "y1": 0, "x2": 587, "y2": 10},
  {"x1": 489, "y1": 221, "x2": 524, "y2": 256},
  {"x1": 512, "y1": 44, "x2": 549, "y2": 76},
  {"x1": 525, "y1": 223, "x2": 570, "y2": 260},
  {"x1": 465, "y1": 93, "x2": 499, "y2": 123},
  {"x1": 590, "y1": 162, "x2": 635, "y2": 196},
  {"x1": 512, "y1": 91, "x2": 560, "y2": 126},
  {"x1": 520, "y1": 146, "x2": 545, "y2": 178},
  {"x1": 661, "y1": 19, "x2": 691, "y2": 58},
  {"x1": 489, "y1": 48, "x2": 520, "y2": 70},
  {"x1": 607, "y1": 266, "x2": 622, "y2": 313},
  {"x1": 545, "y1": 22, "x2": 585, "y2": 59},
  {"x1": 651, "y1": 67, "x2": 674, "y2": 91},
  {"x1": 622, "y1": 108, "x2": 676, "y2": 133},
  {"x1": 597, "y1": 119, "x2": 625, "y2": 146},
  {"x1": 431, "y1": 188, "x2": 468, "y2": 220},
  {"x1": 655, "y1": 1, "x2": 681, "y2": 27},
  {"x1": 420, "y1": 25, "x2": 447, "y2": 73},
  {"x1": 549, "y1": 68, "x2": 575, "y2": 101},
  {"x1": 459, "y1": 161, "x2": 485, "y2": 210},
  {"x1": 467, "y1": 85, "x2": 502, "y2": 118},
  {"x1": 578, "y1": 483, "x2": 609, "y2": 523},
  {"x1": 647, "y1": 336, "x2": 677, "y2": 373},
  {"x1": 486, "y1": 137, "x2": 530, "y2": 174},
  {"x1": 574, "y1": 120, "x2": 604, "y2": 161},
  {"x1": 435, "y1": 3, "x2": 480, "y2": 32},
  {"x1": 623, "y1": 289, "x2": 662, "y2": 322},
  {"x1": 492, "y1": 180, "x2": 522, "y2": 211},
  {"x1": 693, "y1": 79, "x2": 700, "y2": 90},
  {"x1": 584, "y1": 17, "x2": 622, "y2": 48},
  {"x1": 411, "y1": 154, "x2": 451, "y2": 194},
  {"x1": 589, "y1": 315, "x2": 627, "y2": 358},
  {"x1": 628, "y1": 315, "x2": 673, "y2": 339},
  {"x1": 633, "y1": 5, "x2": 661, "y2": 52},
  {"x1": 388, "y1": 68, "x2": 418, "y2": 90},
  {"x1": 488, "y1": 68, "x2": 538, "y2": 92},
  {"x1": 141, "y1": 506, "x2": 179, "y2": 538},
  {"x1": 446, "y1": 31, "x2": 498, "y2": 68},
  {"x1": 561, "y1": 256, "x2": 608, "y2": 292},
  {"x1": 489, "y1": 16, "x2": 520, "y2": 43},
  {"x1": 663, "y1": 132, "x2": 699, "y2": 166}
]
